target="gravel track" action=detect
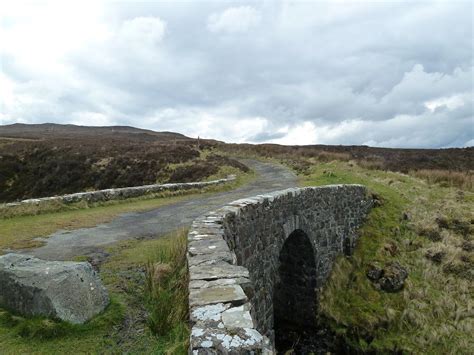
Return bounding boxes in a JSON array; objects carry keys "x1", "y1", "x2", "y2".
[{"x1": 25, "y1": 160, "x2": 298, "y2": 261}]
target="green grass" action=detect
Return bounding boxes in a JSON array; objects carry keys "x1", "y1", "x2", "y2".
[
  {"x1": 2, "y1": 302, "x2": 123, "y2": 340},
  {"x1": 301, "y1": 160, "x2": 473, "y2": 354},
  {"x1": 144, "y1": 231, "x2": 189, "y2": 354},
  {"x1": 0, "y1": 193, "x2": 194, "y2": 251},
  {"x1": 0, "y1": 230, "x2": 190, "y2": 354}
]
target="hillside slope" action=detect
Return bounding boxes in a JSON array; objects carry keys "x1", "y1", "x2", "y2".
[
  {"x1": 298, "y1": 159, "x2": 473, "y2": 354},
  {"x1": 0, "y1": 124, "x2": 243, "y2": 202},
  {"x1": 1, "y1": 123, "x2": 472, "y2": 202},
  {"x1": 0, "y1": 123, "x2": 190, "y2": 141}
]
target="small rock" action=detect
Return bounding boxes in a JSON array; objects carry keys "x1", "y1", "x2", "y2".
[
  {"x1": 378, "y1": 262, "x2": 408, "y2": 292},
  {"x1": 366, "y1": 263, "x2": 383, "y2": 281},
  {"x1": 370, "y1": 192, "x2": 384, "y2": 207}
]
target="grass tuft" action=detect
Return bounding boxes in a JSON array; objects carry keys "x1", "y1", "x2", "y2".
[
  {"x1": 0, "y1": 298, "x2": 124, "y2": 340},
  {"x1": 411, "y1": 169, "x2": 473, "y2": 191},
  {"x1": 145, "y1": 230, "x2": 189, "y2": 338}
]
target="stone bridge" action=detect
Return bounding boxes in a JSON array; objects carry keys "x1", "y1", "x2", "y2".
[{"x1": 187, "y1": 185, "x2": 372, "y2": 354}]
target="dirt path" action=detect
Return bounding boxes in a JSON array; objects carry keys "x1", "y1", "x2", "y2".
[{"x1": 24, "y1": 160, "x2": 298, "y2": 261}]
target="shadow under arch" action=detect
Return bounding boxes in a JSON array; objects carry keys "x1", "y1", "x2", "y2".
[{"x1": 273, "y1": 229, "x2": 318, "y2": 353}]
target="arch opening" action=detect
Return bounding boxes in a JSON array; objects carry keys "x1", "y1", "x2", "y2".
[{"x1": 273, "y1": 229, "x2": 318, "y2": 353}]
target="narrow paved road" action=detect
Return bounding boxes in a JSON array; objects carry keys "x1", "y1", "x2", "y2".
[{"x1": 26, "y1": 160, "x2": 298, "y2": 261}]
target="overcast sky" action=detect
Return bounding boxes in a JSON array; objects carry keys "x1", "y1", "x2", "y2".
[{"x1": 1, "y1": 0, "x2": 473, "y2": 147}]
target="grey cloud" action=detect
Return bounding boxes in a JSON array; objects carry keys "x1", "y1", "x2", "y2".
[
  {"x1": 248, "y1": 131, "x2": 287, "y2": 142},
  {"x1": 1, "y1": 1, "x2": 472, "y2": 147}
]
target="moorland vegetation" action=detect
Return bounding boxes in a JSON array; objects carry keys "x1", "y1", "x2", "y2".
[{"x1": 0, "y1": 123, "x2": 472, "y2": 354}]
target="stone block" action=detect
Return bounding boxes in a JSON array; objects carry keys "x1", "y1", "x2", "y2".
[{"x1": 0, "y1": 253, "x2": 109, "y2": 324}]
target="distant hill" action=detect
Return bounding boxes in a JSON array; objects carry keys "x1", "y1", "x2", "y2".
[
  {"x1": 0, "y1": 124, "x2": 228, "y2": 202},
  {"x1": 0, "y1": 123, "x2": 191, "y2": 141},
  {"x1": 219, "y1": 143, "x2": 474, "y2": 173},
  {"x1": 0, "y1": 122, "x2": 472, "y2": 202}
]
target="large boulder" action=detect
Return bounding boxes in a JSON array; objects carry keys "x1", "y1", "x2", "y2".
[{"x1": 0, "y1": 253, "x2": 109, "y2": 324}]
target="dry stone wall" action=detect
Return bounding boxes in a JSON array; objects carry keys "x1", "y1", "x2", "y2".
[
  {"x1": 187, "y1": 185, "x2": 372, "y2": 354},
  {"x1": 1, "y1": 175, "x2": 236, "y2": 209}
]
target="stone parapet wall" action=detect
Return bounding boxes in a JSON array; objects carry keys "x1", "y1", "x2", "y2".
[
  {"x1": 187, "y1": 185, "x2": 372, "y2": 354},
  {"x1": 1, "y1": 175, "x2": 236, "y2": 209}
]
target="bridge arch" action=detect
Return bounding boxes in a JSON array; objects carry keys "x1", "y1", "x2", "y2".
[
  {"x1": 274, "y1": 229, "x2": 317, "y2": 352},
  {"x1": 187, "y1": 185, "x2": 372, "y2": 354}
]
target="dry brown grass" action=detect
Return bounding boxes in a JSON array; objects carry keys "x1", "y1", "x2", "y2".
[
  {"x1": 314, "y1": 151, "x2": 351, "y2": 162},
  {"x1": 357, "y1": 157, "x2": 386, "y2": 170},
  {"x1": 411, "y1": 169, "x2": 473, "y2": 191},
  {"x1": 304, "y1": 160, "x2": 474, "y2": 354}
]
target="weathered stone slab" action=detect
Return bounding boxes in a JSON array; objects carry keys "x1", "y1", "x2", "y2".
[
  {"x1": 221, "y1": 305, "x2": 254, "y2": 329},
  {"x1": 190, "y1": 326, "x2": 270, "y2": 354},
  {"x1": 189, "y1": 277, "x2": 249, "y2": 289},
  {"x1": 189, "y1": 285, "x2": 247, "y2": 307},
  {"x1": 188, "y1": 238, "x2": 230, "y2": 256},
  {"x1": 189, "y1": 263, "x2": 249, "y2": 281},
  {"x1": 0, "y1": 253, "x2": 109, "y2": 324},
  {"x1": 191, "y1": 303, "x2": 230, "y2": 323},
  {"x1": 187, "y1": 252, "x2": 235, "y2": 267}
]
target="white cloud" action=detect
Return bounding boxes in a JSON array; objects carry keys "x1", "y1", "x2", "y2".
[
  {"x1": 425, "y1": 94, "x2": 467, "y2": 112},
  {"x1": 119, "y1": 17, "x2": 166, "y2": 46},
  {"x1": 70, "y1": 111, "x2": 114, "y2": 127},
  {"x1": 142, "y1": 106, "x2": 268, "y2": 143},
  {"x1": 207, "y1": 6, "x2": 260, "y2": 33},
  {"x1": 266, "y1": 122, "x2": 318, "y2": 146},
  {"x1": 1, "y1": 1, "x2": 109, "y2": 74}
]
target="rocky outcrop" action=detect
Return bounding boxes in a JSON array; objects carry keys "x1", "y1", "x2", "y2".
[
  {"x1": 187, "y1": 185, "x2": 371, "y2": 353},
  {"x1": 0, "y1": 253, "x2": 109, "y2": 324},
  {"x1": 367, "y1": 261, "x2": 408, "y2": 292}
]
